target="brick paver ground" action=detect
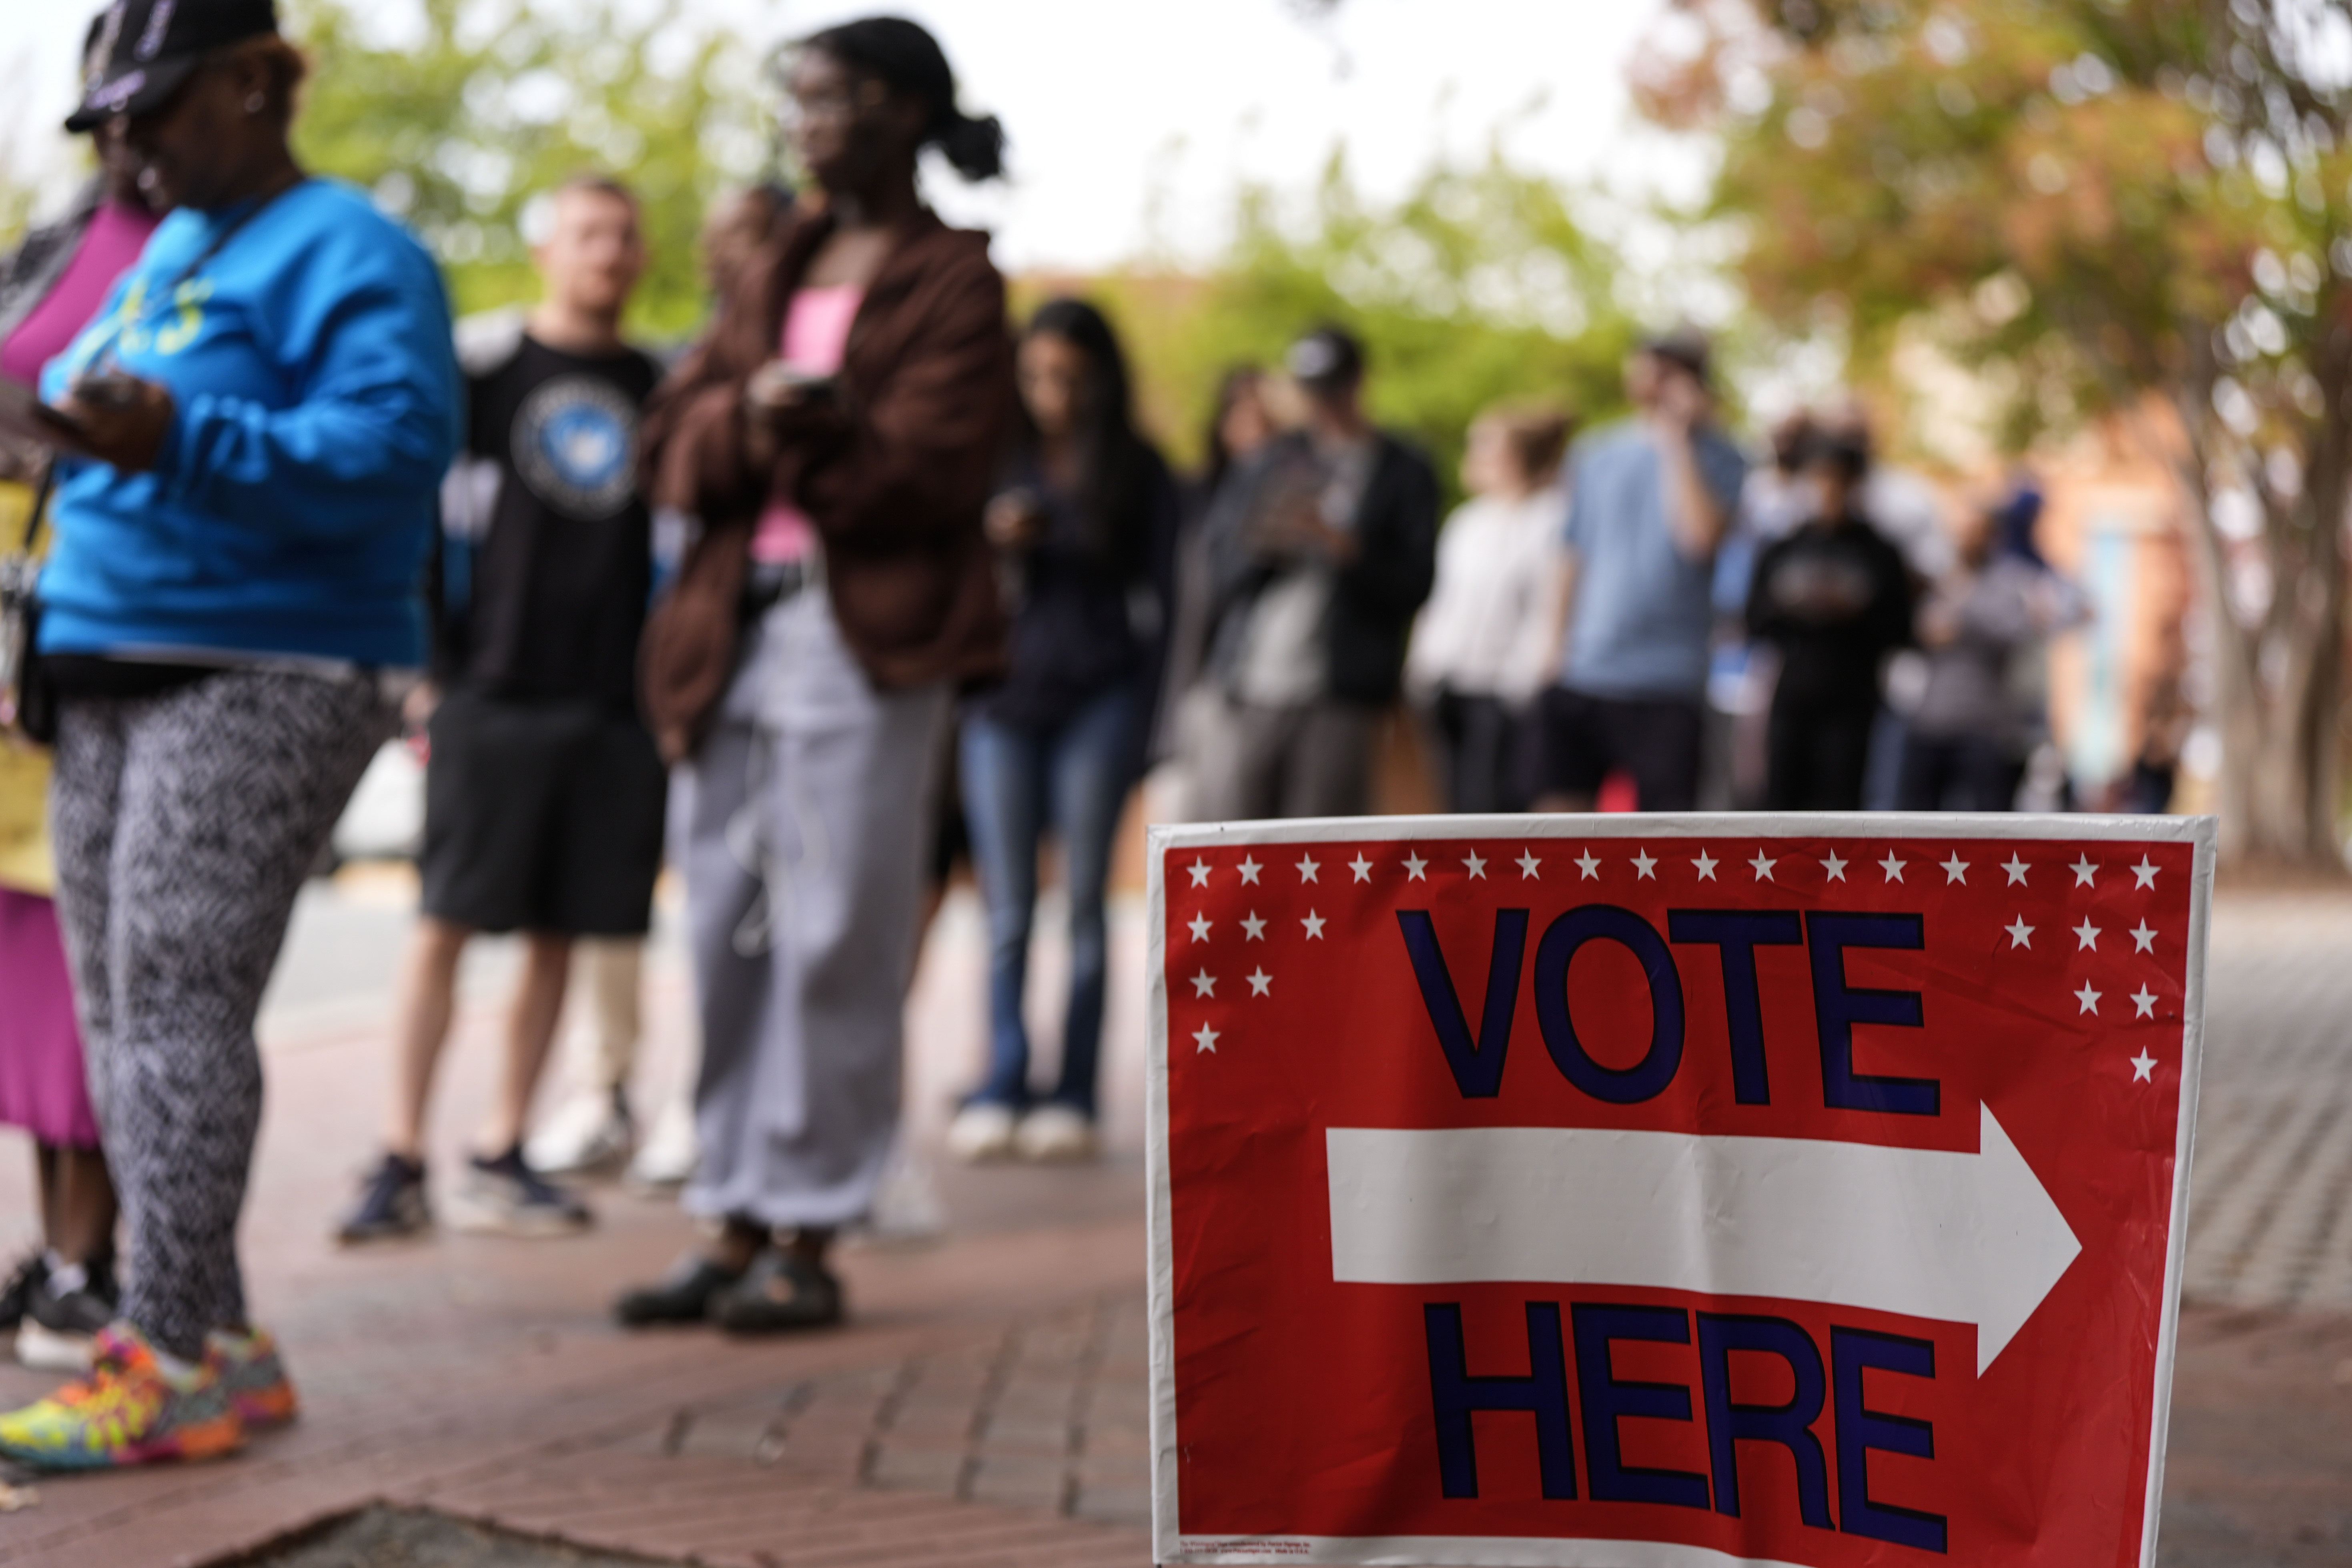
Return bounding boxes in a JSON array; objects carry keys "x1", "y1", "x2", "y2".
[{"x1": 0, "y1": 883, "x2": 2339, "y2": 1566}]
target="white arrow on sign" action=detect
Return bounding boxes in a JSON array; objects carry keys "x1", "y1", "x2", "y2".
[{"x1": 1326, "y1": 1105, "x2": 2079, "y2": 1374}]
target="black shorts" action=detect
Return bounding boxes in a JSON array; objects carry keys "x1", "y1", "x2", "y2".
[
  {"x1": 1535, "y1": 688, "x2": 1704, "y2": 812},
  {"x1": 419, "y1": 689, "x2": 668, "y2": 936}
]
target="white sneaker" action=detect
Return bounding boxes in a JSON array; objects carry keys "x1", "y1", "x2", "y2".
[
  {"x1": 1014, "y1": 1105, "x2": 1098, "y2": 1163},
  {"x1": 945, "y1": 1102, "x2": 1019, "y2": 1163},
  {"x1": 861, "y1": 1145, "x2": 947, "y2": 1245},
  {"x1": 624, "y1": 1098, "x2": 699, "y2": 1193},
  {"x1": 526, "y1": 1090, "x2": 633, "y2": 1177}
]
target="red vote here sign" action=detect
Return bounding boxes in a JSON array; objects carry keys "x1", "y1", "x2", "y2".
[{"x1": 1145, "y1": 815, "x2": 2212, "y2": 1567}]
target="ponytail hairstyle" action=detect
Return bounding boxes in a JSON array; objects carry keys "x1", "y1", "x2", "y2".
[
  {"x1": 800, "y1": 15, "x2": 1007, "y2": 182},
  {"x1": 1022, "y1": 297, "x2": 1155, "y2": 571}
]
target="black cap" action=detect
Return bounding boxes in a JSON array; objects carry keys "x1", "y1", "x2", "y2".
[
  {"x1": 65, "y1": 0, "x2": 279, "y2": 133},
  {"x1": 1287, "y1": 325, "x2": 1365, "y2": 392}
]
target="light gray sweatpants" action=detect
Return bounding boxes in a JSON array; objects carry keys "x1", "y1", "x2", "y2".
[{"x1": 674, "y1": 590, "x2": 947, "y2": 1231}]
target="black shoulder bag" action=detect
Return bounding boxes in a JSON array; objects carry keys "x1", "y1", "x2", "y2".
[{"x1": 0, "y1": 460, "x2": 59, "y2": 745}]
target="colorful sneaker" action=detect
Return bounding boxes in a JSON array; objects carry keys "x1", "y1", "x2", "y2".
[
  {"x1": 0, "y1": 1323, "x2": 242, "y2": 1469},
  {"x1": 335, "y1": 1153, "x2": 431, "y2": 1245},
  {"x1": 206, "y1": 1327, "x2": 298, "y2": 1430},
  {"x1": 448, "y1": 1146, "x2": 592, "y2": 1238}
]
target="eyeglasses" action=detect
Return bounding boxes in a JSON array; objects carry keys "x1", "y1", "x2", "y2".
[{"x1": 782, "y1": 78, "x2": 888, "y2": 127}]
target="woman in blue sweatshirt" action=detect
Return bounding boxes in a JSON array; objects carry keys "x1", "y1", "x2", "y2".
[{"x1": 0, "y1": 0, "x2": 458, "y2": 1470}]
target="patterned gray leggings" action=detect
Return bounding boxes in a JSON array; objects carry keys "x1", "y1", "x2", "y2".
[{"x1": 48, "y1": 671, "x2": 387, "y2": 1359}]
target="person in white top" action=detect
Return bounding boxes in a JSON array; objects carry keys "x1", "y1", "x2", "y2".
[{"x1": 1405, "y1": 403, "x2": 1572, "y2": 812}]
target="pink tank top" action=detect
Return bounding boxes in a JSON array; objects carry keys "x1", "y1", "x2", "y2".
[
  {"x1": 1, "y1": 201, "x2": 161, "y2": 387},
  {"x1": 750, "y1": 285, "x2": 863, "y2": 565}
]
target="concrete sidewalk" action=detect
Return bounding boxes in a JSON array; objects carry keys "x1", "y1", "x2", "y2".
[{"x1": 0, "y1": 884, "x2": 2340, "y2": 1565}]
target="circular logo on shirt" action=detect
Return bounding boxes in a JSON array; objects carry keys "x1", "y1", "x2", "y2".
[{"x1": 512, "y1": 376, "x2": 638, "y2": 519}]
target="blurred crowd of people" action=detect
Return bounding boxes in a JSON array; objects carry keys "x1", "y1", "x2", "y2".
[{"x1": 0, "y1": 0, "x2": 2141, "y2": 1477}]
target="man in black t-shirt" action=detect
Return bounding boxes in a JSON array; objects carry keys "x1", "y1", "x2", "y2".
[
  {"x1": 1744, "y1": 432, "x2": 1915, "y2": 812},
  {"x1": 338, "y1": 177, "x2": 667, "y2": 1244}
]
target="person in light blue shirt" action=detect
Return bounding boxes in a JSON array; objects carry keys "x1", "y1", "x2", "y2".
[
  {"x1": 0, "y1": 0, "x2": 456, "y2": 1473},
  {"x1": 37, "y1": 182, "x2": 457, "y2": 668},
  {"x1": 1534, "y1": 329, "x2": 1746, "y2": 812}
]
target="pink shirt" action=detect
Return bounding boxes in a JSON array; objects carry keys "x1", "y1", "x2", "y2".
[
  {"x1": 750, "y1": 285, "x2": 864, "y2": 565},
  {"x1": 1, "y1": 201, "x2": 161, "y2": 388}
]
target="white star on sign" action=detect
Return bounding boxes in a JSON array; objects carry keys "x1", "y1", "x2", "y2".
[
  {"x1": 1241, "y1": 912, "x2": 1266, "y2": 941},
  {"x1": 1188, "y1": 914, "x2": 1211, "y2": 943},
  {"x1": 1941, "y1": 853, "x2": 1969, "y2": 884},
  {"x1": 1749, "y1": 850, "x2": 1776, "y2": 881},
  {"x1": 1576, "y1": 849, "x2": 1601, "y2": 879},
  {"x1": 1464, "y1": 851, "x2": 1487, "y2": 879},
  {"x1": 2075, "y1": 983, "x2": 2102, "y2": 1015},
  {"x1": 2074, "y1": 919, "x2": 2101, "y2": 951},
  {"x1": 1191, "y1": 970, "x2": 1216, "y2": 998},
  {"x1": 1238, "y1": 856, "x2": 1262, "y2": 885},
  {"x1": 1880, "y1": 852, "x2": 1907, "y2": 883},
  {"x1": 1693, "y1": 851, "x2": 1719, "y2": 881},
  {"x1": 2131, "y1": 987, "x2": 2157, "y2": 1019},
  {"x1": 1632, "y1": 849, "x2": 1657, "y2": 880},
  {"x1": 1301, "y1": 910, "x2": 1326, "y2": 939},
  {"x1": 2003, "y1": 854, "x2": 2030, "y2": 886},
  {"x1": 1349, "y1": 854, "x2": 1373, "y2": 883},
  {"x1": 2071, "y1": 856, "x2": 2099, "y2": 887},
  {"x1": 1821, "y1": 852, "x2": 1847, "y2": 882},
  {"x1": 2133, "y1": 857, "x2": 2158, "y2": 890},
  {"x1": 1294, "y1": 855, "x2": 1317, "y2": 883},
  {"x1": 2130, "y1": 1050, "x2": 2157, "y2": 1081},
  {"x1": 2007, "y1": 917, "x2": 2034, "y2": 948},
  {"x1": 1403, "y1": 853, "x2": 1428, "y2": 881},
  {"x1": 1193, "y1": 1023, "x2": 1219, "y2": 1054},
  {"x1": 1188, "y1": 860, "x2": 1211, "y2": 888},
  {"x1": 1518, "y1": 850, "x2": 1543, "y2": 879},
  {"x1": 1248, "y1": 968, "x2": 1272, "y2": 997},
  {"x1": 2130, "y1": 921, "x2": 2156, "y2": 954}
]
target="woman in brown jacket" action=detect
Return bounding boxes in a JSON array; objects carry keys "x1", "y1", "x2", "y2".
[{"x1": 616, "y1": 16, "x2": 1014, "y2": 1333}]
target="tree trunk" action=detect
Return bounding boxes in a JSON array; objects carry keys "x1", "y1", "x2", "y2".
[{"x1": 2173, "y1": 407, "x2": 2346, "y2": 873}]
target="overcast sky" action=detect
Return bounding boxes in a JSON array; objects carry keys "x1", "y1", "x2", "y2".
[{"x1": 8, "y1": 0, "x2": 1705, "y2": 277}]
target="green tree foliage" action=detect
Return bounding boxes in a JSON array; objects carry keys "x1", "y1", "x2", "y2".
[
  {"x1": 287, "y1": 0, "x2": 771, "y2": 339},
  {"x1": 1640, "y1": 0, "x2": 2352, "y2": 868},
  {"x1": 1077, "y1": 150, "x2": 1640, "y2": 491}
]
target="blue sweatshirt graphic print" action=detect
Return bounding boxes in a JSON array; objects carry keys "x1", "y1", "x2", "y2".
[{"x1": 39, "y1": 179, "x2": 460, "y2": 668}]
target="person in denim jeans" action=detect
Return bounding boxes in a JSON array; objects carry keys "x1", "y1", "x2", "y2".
[{"x1": 947, "y1": 299, "x2": 1177, "y2": 1163}]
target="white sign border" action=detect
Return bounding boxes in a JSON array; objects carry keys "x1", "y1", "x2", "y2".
[{"x1": 1145, "y1": 810, "x2": 2216, "y2": 1568}]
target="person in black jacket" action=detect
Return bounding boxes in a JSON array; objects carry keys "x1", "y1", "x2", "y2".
[
  {"x1": 1192, "y1": 326, "x2": 1439, "y2": 819},
  {"x1": 946, "y1": 298, "x2": 1176, "y2": 1164},
  {"x1": 1745, "y1": 431, "x2": 1913, "y2": 811}
]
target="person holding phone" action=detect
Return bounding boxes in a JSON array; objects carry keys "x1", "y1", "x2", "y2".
[
  {"x1": 616, "y1": 16, "x2": 1014, "y2": 1333},
  {"x1": 0, "y1": 0, "x2": 458, "y2": 1470},
  {"x1": 944, "y1": 298, "x2": 1177, "y2": 1165},
  {"x1": 1533, "y1": 329, "x2": 1747, "y2": 814},
  {"x1": 1190, "y1": 326, "x2": 1441, "y2": 821}
]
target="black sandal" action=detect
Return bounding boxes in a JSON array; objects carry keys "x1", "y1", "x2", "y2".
[
  {"x1": 712, "y1": 1247, "x2": 844, "y2": 1334},
  {"x1": 613, "y1": 1253, "x2": 747, "y2": 1326}
]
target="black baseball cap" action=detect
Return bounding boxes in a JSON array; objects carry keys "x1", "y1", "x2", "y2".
[
  {"x1": 1287, "y1": 325, "x2": 1365, "y2": 391},
  {"x1": 64, "y1": 0, "x2": 280, "y2": 132}
]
